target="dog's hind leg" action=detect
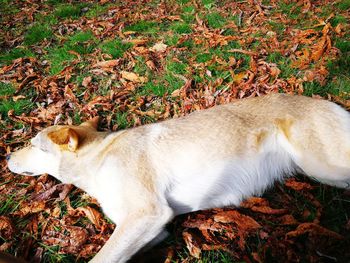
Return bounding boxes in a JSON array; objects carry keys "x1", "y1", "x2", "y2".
[{"x1": 89, "y1": 205, "x2": 174, "y2": 263}]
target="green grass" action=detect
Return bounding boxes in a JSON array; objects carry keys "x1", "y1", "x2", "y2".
[
  {"x1": 268, "y1": 20, "x2": 285, "y2": 34},
  {"x1": 163, "y1": 73, "x2": 185, "y2": 93},
  {"x1": 0, "y1": 82, "x2": 16, "y2": 96},
  {"x1": 330, "y1": 15, "x2": 347, "y2": 27},
  {"x1": 0, "y1": 0, "x2": 20, "y2": 17},
  {"x1": 99, "y1": 38, "x2": 132, "y2": 58},
  {"x1": 0, "y1": 82, "x2": 34, "y2": 117},
  {"x1": 336, "y1": 0, "x2": 350, "y2": 10},
  {"x1": 335, "y1": 39, "x2": 350, "y2": 53},
  {"x1": 0, "y1": 194, "x2": 22, "y2": 214},
  {"x1": 45, "y1": 31, "x2": 96, "y2": 74},
  {"x1": 196, "y1": 53, "x2": 212, "y2": 63},
  {"x1": 141, "y1": 82, "x2": 167, "y2": 97},
  {"x1": 166, "y1": 60, "x2": 188, "y2": 75},
  {"x1": 85, "y1": 4, "x2": 111, "y2": 18},
  {"x1": 113, "y1": 112, "x2": 130, "y2": 130},
  {"x1": 202, "y1": 0, "x2": 216, "y2": 9},
  {"x1": 124, "y1": 20, "x2": 158, "y2": 34},
  {"x1": 24, "y1": 24, "x2": 53, "y2": 45},
  {"x1": 66, "y1": 31, "x2": 97, "y2": 54},
  {"x1": 165, "y1": 34, "x2": 180, "y2": 46},
  {"x1": 171, "y1": 22, "x2": 192, "y2": 34},
  {"x1": 35, "y1": 13, "x2": 59, "y2": 25},
  {"x1": 177, "y1": 249, "x2": 240, "y2": 263},
  {"x1": 54, "y1": 4, "x2": 84, "y2": 18},
  {"x1": 303, "y1": 55, "x2": 350, "y2": 97},
  {"x1": 0, "y1": 48, "x2": 35, "y2": 65},
  {"x1": 46, "y1": 46, "x2": 76, "y2": 75},
  {"x1": 206, "y1": 12, "x2": 226, "y2": 29},
  {"x1": 0, "y1": 98, "x2": 34, "y2": 118}
]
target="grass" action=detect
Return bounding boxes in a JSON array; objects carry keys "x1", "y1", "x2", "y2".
[
  {"x1": 113, "y1": 112, "x2": 131, "y2": 129},
  {"x1": 141, "y1": 82, "x2": 167, "y2": 97},
  {"x1": 54, "y1": 4, "x2": 85, "y2": 18},
  {"x1": 177, "y1": 249, "x2": 240, "y2": 263},
  {"x1": 0, "y1": 194, "x2": 22, "y2": 214},
  {"x1": 124, "y1": 20, "x2": 158, "y2": 34},
  {"x1": 99, "y1": 38, "x2": 132, "y2": 58},
  {"x1": 206, "y1": 12, "x2": 226, "y2": 29},
  {"x1": 45, "y1": 31, "x2": 97, "y2": 74},
  {"x1": 24, "y1": 24, "x2": 53, "y2": 45},
  {"x1": 0, "y1": 48, "x2": 35, "y2": 66},
  {"x1": 45, "y1": 46, "x2": 76, "y2": 75},
  {"x1": 0, "y1": 83, "x2": 33, "y2": 118},
  {"x1": 0, "y1": 99, "x2": 33, "y2": 118},
  {"x1": 171, "y1": 22, "x2": 192, "y2": 34},
  {"x1": 336, "y1": 0, "x2": 350, "y2": 10}
]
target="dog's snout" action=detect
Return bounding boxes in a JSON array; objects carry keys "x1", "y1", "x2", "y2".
[{"x1": 5, "y1": 154, "x2": 11, "y2": 161}]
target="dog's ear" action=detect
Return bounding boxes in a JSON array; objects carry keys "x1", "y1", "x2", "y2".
[
  {"x1": 48, "y1": 128, "x2": 79, "y2": 152},
  {"x1": 79, "y1": 116, "x2": 99, "y2": 130}
]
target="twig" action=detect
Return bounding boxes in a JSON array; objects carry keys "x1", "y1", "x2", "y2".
[{"x1": 238, "y1": 9, "x2": 243, "y2": 27}]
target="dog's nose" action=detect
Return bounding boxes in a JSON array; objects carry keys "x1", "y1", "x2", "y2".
[{"x1": 5, "y1": 154, "x2": 11, "y2": 161}]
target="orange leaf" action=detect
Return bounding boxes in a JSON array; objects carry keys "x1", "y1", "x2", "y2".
[
  {"x1": 285, "y1": 178, "x2": 313, "y2": 191},
  {"x1": 120, "y1": 71, "x2": 147, "y2": 83},
  {"x1": 182, "y1": 231, "x2": 201, "y2": 258}
]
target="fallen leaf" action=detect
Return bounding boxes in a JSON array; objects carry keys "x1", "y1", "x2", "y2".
[
  {"x1": 286, "y1": 223, "x2": 343, "y2": 239},
  {"x1": 120, "y1": 71, "x2": 147, "y2": 83},
  {"x1": 92, "y1": 60, "x2": 119, "y2": 69},
  {"x1": 82, "y1": 76, "x2": 92, "y2": 88},
  {"x1": 76, "y1": 206, "x2": 103, "y2": 229},
  {"x1": 182, "y1": 231, "x2": 201, "y2": 258},
  {"x1": 150, "y1": 42, "x2": 167, "y2": 53},
  {"x1": 285, "y1": 178, "x2": 314, "y2": 191}
]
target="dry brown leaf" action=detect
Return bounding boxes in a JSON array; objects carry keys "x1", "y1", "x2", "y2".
[
  {"x1": 0, "y1": 242, "x2": 12, "y2": 252},
  {"x1": 126, "y1": 39, "x2": 148, "y2": 46},
  {"x1": 150, "y1": 42, "x2": 167, "y2": 53},
  {"x1": 76, "y1": 206, "x2": 103, "y2": 229},
  {"x1": 120, "y1": 71, "x2": 147, "y2": 83},
  {"x1": 146, "y1": 60, "x2": 156, "y2": 70},
  {"x1": 250, "y1": 205, "x2": 288, "y2": 215},
  {"x1": 0, "y1": 216, "x2": 15, "y2": 239},
  {"x1": 286, "y1": 223, "x2": 343, "y2": 239},
  {"x1": 279, "y1": 214, "x2": 298, "y2": 225},
  {"x1": 92, "y1": 60, "x2": 119, "y2": 69},
  {"x1": 214, "y1": 210, "x2": 261, "y2": 230},
  {"x1": 78, "y1": 244, "x2": 102, "y2": 258},
  {"x1": 241, "y1": 197, "x2": 269, "y2": 208},
  {"x1": 182, "y1": 231, "x2": 201, "y2": 258},
  {"x1": 34, "y1": 183, "x2": 73, "y2": 202},
  {"x1": 285, "y1": 178, "x2": 314, "y2": 191},
  {"x1": 15, "y1": 201, "x2": 46, "y2": 216},
  {"x1": 82, "y1": 76, "x2": 92, "y2": 88}
]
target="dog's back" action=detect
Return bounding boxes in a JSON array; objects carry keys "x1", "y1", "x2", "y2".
[{"x1": 130, "y1": 94, "x2": 350, "y2": 213}]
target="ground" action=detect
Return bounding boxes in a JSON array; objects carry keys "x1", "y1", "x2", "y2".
[{"x1": 0, "y1": 0, "x2": 349, "y2": 262}]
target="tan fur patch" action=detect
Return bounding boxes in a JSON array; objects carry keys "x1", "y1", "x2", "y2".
[
  {"x1": 255, "y1": 130, "x2": 268, "y2": 149},
  {"x1": 275, "y1": 118, "x2": 293, "y2": 141}
]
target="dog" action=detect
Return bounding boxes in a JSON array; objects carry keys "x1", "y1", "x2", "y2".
[{"x1": 7, "y1": 93, "x2": 350, "y2": 262}]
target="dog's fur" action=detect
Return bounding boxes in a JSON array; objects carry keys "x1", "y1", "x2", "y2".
[{"x1": 7, "y1": 93, "x2": 350, "y2": 262}]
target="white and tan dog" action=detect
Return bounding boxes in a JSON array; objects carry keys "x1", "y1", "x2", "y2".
[{"x1": 7, "y1": 93, "x2": 350, "y2": 262}]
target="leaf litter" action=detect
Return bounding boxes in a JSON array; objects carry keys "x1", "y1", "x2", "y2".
[{"x1": 0, "y1": 0, "x2": 350, "y2": 262}]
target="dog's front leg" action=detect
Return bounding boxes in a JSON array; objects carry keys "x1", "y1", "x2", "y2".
[{"x1": 90, "y1": 205, "x2": 174, "y2": 263}]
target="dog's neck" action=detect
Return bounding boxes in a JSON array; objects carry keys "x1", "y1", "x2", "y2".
[{"x1": 57, "y1": 130, "x2": 126, "y2": 194}]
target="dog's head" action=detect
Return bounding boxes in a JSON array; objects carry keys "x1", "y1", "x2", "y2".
[{"x1": 7, "y1": 117, "x2": 100, "y2": 182}]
